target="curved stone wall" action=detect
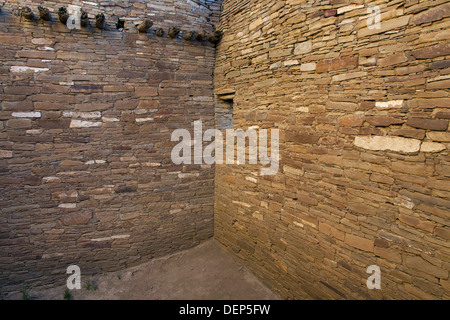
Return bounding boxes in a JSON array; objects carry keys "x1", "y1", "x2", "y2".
[{"x1": 0, "y1": 0, "x2": 222, "y2": 297}]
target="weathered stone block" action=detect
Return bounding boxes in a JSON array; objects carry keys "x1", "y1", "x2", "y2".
[
  {"x1": 392, "y1": 129, "x2": 426, "y2": 140},
  {"x1": 378, "y1": 53, "x2": 408, "y2": 67},
  {"x1": 407, "y1": 118, "x2": 448, "y2": 131},
  {"x1": 317, "y1": 56, "x2": 358, "y2": 73},
  {"x1": 339, "y1": 115, "x2": 364, "y2": 127},
  {"x1": 2, "y1": 101, "x2": 33, "y2": 111},
  {"x1": 294, "y1": 41, "x2": 312, "y2": 55},
  {"x1": 60, "y1": 212, "x2": 92, "y2": 226},
  {"x1": 114, "y1": 99, "x2": 139, "y2": 110},
  {"x1": 413, "y1": 4, "x2": 450, "y2": 25},
  {"x1": 0, "y1": 150, "x2": 13, "y2": 158},
  {"x1": 420, "y1": 142, "x2": 446, "y2": 153},
  {"x1": 135, "y1": 87, "x2": 158, "y2": 97},
  {"x1": 405, "y1": 256, "x2": 448, "y2": 279},
  {"x1": 411, "y1": 44, "x2": 450, "y2": 60}
]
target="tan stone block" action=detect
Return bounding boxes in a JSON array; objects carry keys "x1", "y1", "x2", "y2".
[
  {"x1": 427, "y1": 79, "x2": 450, "y2": 90},
  {"x1": 374, "y1": 247, "x2": 402, "y2": 264},
  {"x1": 392, "y1": 162, "x2": 434, "y2": 176},
  {"x1": 405, "y1": 256, "x2": 448, "y2": 279},
  {"x1": 358, "y1": 15, "x2": 411, "y2": 38},
  {"x1": 398, "y1": 214, "x2": 435, "y2": 232},
  {"x1": 378, "y1": 53, "x2": 408, "y2": 67},
  {"x1": 249, "y1": 17, "x2": 263, "y2": 31},
  {"x1": 370, "y1": 174, "x2": 394, "y2": 185},
  {"x1": 427, "y1": 132, "x2": 450, "y2": 142},
  {"x1": 344, "y1": 234, "x2": 374, "y2": 252},
  {"x1": 294, "y1": 41, "x2": 312, "y2": 55}
]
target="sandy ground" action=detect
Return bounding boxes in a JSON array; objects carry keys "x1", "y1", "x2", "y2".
[{"x1": 29, "y1": 239, "x2": 279, "y2": 300}]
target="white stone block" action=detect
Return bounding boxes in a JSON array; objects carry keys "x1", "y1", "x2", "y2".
[
  {"x1": 58, "y1": 203, "x2": 77, "y2": 209},
  {"x1": 70, "y1": 120, "x2": 102, "y2": 128},
  {"x1": 135, "y1": 118, "x2": 154, "y2": 123},
  {"x1": 300, "y1": 63, "x2": 316, "y2": 71},
  {"x1": 10, "y1": 66, "x2": 49, "y2": 73},
  {"x1": 63, "y1": 111, "x2": 101, "y2": 119},
  {"x1": 375, "y1": 100, "x2": 404, "y2": 109},
  {"x1": 12, "y1": 112, "x2": 41, "y2": 118},
  {"x1": 354, "y1": 136, "x2": 421, "y2": 153},
  {"x1": 337, "y1": 4, "x2": 364, "y2": 15}
]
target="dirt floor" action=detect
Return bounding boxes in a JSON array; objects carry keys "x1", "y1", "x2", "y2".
[{"x1": 30, "y1": 239, "x2": 279, "y2": 300}]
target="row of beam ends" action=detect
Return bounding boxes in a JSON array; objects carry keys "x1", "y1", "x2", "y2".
[{"x1": 14, "y1": 6, "x2": 223, "y2": 44}]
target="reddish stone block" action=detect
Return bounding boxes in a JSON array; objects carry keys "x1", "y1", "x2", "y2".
[
  {"x1": 365, "y1": 116, "x2": 404, "y2": 127},
  {"x1": 359, "y1": 101, "x2": 375, "y2": 110},
  {"x1": 115, "y1": 99, "x2": 139, "y2": 110},
  {"x1": 324, "y1": 9, "x2": 337, "y2": 18},
  {"x1": 316, "y1": 56, "x2": 358, "y2": 73},
  {"x1": 338, "y1": 115, "x2": 364, "y2": 127}
]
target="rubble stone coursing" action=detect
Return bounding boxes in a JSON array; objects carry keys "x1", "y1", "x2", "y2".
[
  {"x1": 0, "y1": 0, "x2": 222, "y2": 296},
  {"x1": 214, "y1": 0, "x2": 449, "y2": 299}
]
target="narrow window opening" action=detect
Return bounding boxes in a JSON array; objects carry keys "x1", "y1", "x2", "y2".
[
  {"x1": 216, "y1": 95, "x2": 234, "y2": 130},
  {"x1": 116, "y1": 19, "x2": 125, "y2": 31}
]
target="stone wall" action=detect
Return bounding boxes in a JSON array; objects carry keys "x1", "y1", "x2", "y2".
[
  {"x1": 0, "y1": 0, "x2": 222, "y2": 297},
  {"x1": 214, "y1": 0, "x2": 449, "y2": 299}
]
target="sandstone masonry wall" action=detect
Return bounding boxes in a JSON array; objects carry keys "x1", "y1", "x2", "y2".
[
  {"x1": 0, "y1": 0, "x2": 221, "y2": 297},
  {"x1": 214, "y1": 0, "x2": 449, "y2": 299}
]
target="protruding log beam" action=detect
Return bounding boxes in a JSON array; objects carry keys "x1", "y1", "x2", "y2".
[
  {"x1": 21, "y1": 7, "x2": 34, "y2": 20},
  {"x1": 137, "y1": 20, "x2": 153, "y2": 33},
  {"x1": 80, "y1": 10, "x2": 89, "y2": 28},
  {"x1": 156, "y1": 28, "x2": 165, "y2": 37},
  {"x1": 168, "y1": 27, "x2": 180, "y2": 38},
  {"x1": 58, "y1": 7, "x2": 69, "y2": 24},
  {"x1": 95, "y1": 13, "x2": 105, "y2": 29},
  {"x1": 208, "y1": 30, "x2": 223, "y2": 45},
  {"x1": 38, "y1": 6, "x2": 51, "y2": 21},
  {"x1": 182, "y1": 31, "x2": 194, "y2": 41}
]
